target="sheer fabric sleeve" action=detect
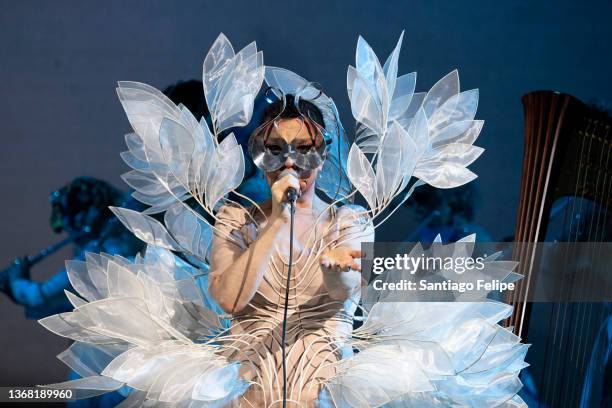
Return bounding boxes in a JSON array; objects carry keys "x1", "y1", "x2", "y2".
[
  {"x1": 209, "y1": 204, "x2": 258, "y2": 277},
  {"x1": 330, "y1": 204, "x2": 375, "y2": 249}
]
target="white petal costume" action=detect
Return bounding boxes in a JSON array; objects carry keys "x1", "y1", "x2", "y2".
[{"x1": 39, "y1": 33, "x2": 528, "y2": 407}]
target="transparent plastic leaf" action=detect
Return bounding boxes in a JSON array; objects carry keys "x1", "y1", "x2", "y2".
[
  {"x1": 347, "y1": 144, "x2": 376, "y2": 210},
  {"x1": 109, "y1": 207, "x2": 180, "y2": 250},
  {"x1": 164, "y1": 202, "x2": 213, "y2": 261},
  {"x1": 422, "y1": 70, "x2": 459, "y2": 118}
]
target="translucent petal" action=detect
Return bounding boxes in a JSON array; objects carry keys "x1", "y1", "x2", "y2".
[
  {"x1": 133, "y1": 191, "x2": 189, "y2": 215},
  {"x1": 109, "y1": 207, "x2": 181, "y2": 250},
  {"x1": 192, "y1": 363, "x2": 245, "y2": 401},
  {"x1": 211, "y1": 43, "x2": 263, "y2": 133},
  {"x1": 83, "y1": 254, "x2": 110, "y2": 298},
  {"x1": 66, "y1": 260, "x2": 102, "y2": 302},
  {"x1": 159, "y1": 117, "x2": 195, "y2": 186},
  {"x1": 376, "y1": 122, "x2": 405, "y2": 202},
  {"x1": 116, "y1": 82, "x2": 181, "y2": 162},
  {"x1": 122, "y1": 170, "x2": 168, "y2": 196},
  {"x1": 407, "y1": 107, "x2": 429, "y2": 153},
  {"x1": 396, "y1": 92, "x2": 426, "y2": 130},
  {"x1": 382, "y1": 31, "x2": 404, "y2": 101},
  {"x1": 120, "y1": 151, "x2": 149, "y2": 171},
  {"x1": 205, "y1": 134, "x2": 245, "y2": 209},
  {"x1": 164, "y1": 202, "x2": 213, "y2": 261},
  {"x1": 64, "y1": 290, "x2": 87, "y2": 309},
  {"x1": 414, "y1": 162, "x2": 478, "y2": 188},
  {"x1": 422, "y1": 70, "x2": 460, "y2": 118},
  {"x1": 347, "y1": 144, "x2": 376, "y2": 210},
  {"x1": 58, "y1": 342, "x2": 121, "y2": 379},
  {"x1": 202, "y1": 33, "x2": 235, "y2": 112},
  {"x1": 355, "y1": 36, "x2": 389, "y2": 119},
  {"x1": 106, "y1": 261, "x2": 145, "y2": 299},
  {"x1": 74, "y1": 297, "x2": 168, "y2": 346},
  {"x1": 431, "y1": 120, "x2": 484, "y2": 149},
  {"x1": 397, "y1": 125, "x2": 419, "y2": 192},
  {"x1": 317, "y1": 119, "x2": 353, "y2": 201},
  {"x1": 429, "y1": 89, "x2": 479, "y2": 132},
  {"x1": 420, "y1": 143, "x2": 484, "y2": 167},
  {"x1": 124, "y1": 133, "x2": 147, "y2": 161},
  {"x1": 265, "y1": 66, "x2": 310, "y2": 97},
  {"x1": 38, "y1": 313, "x2": 120, "y2": 344},
  {"x1": 348, "y1": 65, "x2": 384, "y2": 135},
  {"x1": 213, "y1": 51, "x2": 264, "y2": 132},
  {"x1": 389, "y1": 72, "x2": 417, "y2": 121}
]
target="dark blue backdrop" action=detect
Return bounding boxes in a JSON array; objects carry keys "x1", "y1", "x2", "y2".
[{"x1": 1, "y1": 0, "x2": 610, "y2": 385}]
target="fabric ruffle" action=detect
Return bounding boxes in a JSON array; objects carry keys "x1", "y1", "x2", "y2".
[
  {"x1": 38, "y1": 247, "x2": 247, "y2": 406},
  {"x1": 320, "y1": 301, "x2": 528, "y2": 407}
]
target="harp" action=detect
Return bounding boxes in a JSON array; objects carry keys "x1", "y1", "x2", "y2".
[{"x1": 507, "y1": 90, "x2": 612, "y2": 407}]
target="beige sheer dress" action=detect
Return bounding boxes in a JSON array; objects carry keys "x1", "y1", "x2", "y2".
[{"x1": 210, "y1": 202, "x2": 370, "y2": 408}]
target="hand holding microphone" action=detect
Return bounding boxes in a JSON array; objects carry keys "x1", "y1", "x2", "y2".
[{"x1": 271, "y1": 169, "x2": 301, "y2": 222}]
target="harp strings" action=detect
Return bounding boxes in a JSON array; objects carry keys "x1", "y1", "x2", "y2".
[
  {"x1": 577, "y1": 122, "x2": 607, "y2": 374},
  {"x1": 566, "y1": 118, "x2": 595, "y2": 405},
  {"x1": 545, "y1": 115, "x2": 591, "y2": 407},
  {"x1": 550, "y1": 118, "x2": 611, "y2": 406},
  {"x1": 578, "y1": 122, "x2": 612, "y2": 402}
]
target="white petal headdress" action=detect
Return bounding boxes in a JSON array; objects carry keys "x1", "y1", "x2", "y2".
[
  {"x1": 346, "y1": 31, "x2": 484, "y2": 221},
  {"x1": 111, "y1": 30, "x2": 484, "y2": 254}
]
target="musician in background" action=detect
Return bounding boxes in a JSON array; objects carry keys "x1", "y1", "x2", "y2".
[
  {"x1": 403, "y1": 182, "x2": 492, "y2": 243},
  {"x1": 1, "y1": 176, "x2": 144, "y2": 319},
  {"x1": 1, "y1": 80, "x2": 216, "y2": 318}
]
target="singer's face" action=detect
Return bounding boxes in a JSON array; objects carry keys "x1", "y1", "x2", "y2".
[{"x1": 264, "y1": 118, "x2": 321, "y2": 193}]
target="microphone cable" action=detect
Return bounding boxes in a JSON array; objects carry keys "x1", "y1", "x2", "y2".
[{"x1": 281, "y1": 191, "x2": 297, "y2": 408}]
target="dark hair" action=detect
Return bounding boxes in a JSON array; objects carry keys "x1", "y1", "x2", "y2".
[
  {"x1": 162, "y1": 80, "x2": 210, "y2": 121},
  {"x1": 262, "y1": 93, "x2": 325, "y2": 128},
  {"x1": 257, "y1": 93, "x2": 326, "y2": 145},
  {"x1": 49, "y1": 177, "x2": 123, "y2": 233}
]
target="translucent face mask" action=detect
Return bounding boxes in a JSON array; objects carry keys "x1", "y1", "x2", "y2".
[{"x1": 248, "y1": 90, "x2": 330, "y2": 173}]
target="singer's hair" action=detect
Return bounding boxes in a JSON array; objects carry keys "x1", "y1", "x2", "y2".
[{"x1": 261, "y1": 94, "x2": 325, "y2": 129}]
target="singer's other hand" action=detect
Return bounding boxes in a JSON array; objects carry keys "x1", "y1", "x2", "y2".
[
  {"x1": 320, "y1": 247, "x2": 362, "y2": 273},
  {"x1": 270, "y1": 171, "x2": 301, "y2": 222}
]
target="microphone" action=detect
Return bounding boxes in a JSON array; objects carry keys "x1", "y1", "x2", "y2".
[
  {"x1": 286, "y1": 187, "x2": 298, "y2": 203},
  {"x1": 278, "y1": 169, "x2": 300, "y2": 203}
]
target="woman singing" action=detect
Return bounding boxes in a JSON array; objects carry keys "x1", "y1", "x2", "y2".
[
  {"x1": 38, "y1": 33, "x2": 528, "y2": 407},
  {"x1": 209, "y1": 94, "x2": 374, "y2": 407}
]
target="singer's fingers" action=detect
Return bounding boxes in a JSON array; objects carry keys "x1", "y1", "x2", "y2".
[
  {"x1": 320, "y1": 255, "x2": 331, "y2": 268},
  {"x1": 349, "y1": 250, "x2": 362, "y2": 259},
  {"x1": 286, "y1": 176, "x2": 301, "y2": 194},
  {"x1": 272, "y1": 173, "x2": 301, "y2": 198},
  {"x1": 337, "y1": 259, "x2": 360, "y2": 272}
]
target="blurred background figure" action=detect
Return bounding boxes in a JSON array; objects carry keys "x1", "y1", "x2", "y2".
[
  {"x1": 0, "y1": 78, "x2": 266, "y2": 322},
  {"x1": 0, "y1": 176, "x2": 144, "y2": 319},
  {"x1": 403, "y1": 182, "x2": 492, "y2": 243},
  {"x1": 0, "y1": 176, "x2": 143, "y2": 407},
  {"x1": 0, "y1": 80, "x2": 227, "y2": 407}
]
